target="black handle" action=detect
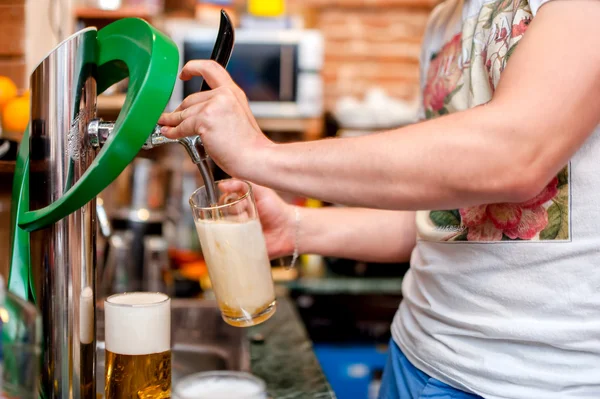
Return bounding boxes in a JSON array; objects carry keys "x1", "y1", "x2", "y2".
[{"x1": 200, "y1": 9, "x2": 235, "y2": 92}]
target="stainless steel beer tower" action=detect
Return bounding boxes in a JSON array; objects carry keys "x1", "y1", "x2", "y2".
[
  {"x1": 28, "y1": 28, "x2": 99, "y2": 398},
  {"x1": 13, "y1": 12, "x2": 232, "y2": 398}
]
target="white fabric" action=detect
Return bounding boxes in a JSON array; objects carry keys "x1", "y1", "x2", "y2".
[
  {"x1": 530, "y1": 0, "x2": 557, "y2": 15},
  {"x1": 392, "y1": 1, "x2": 600, "y2": 398}
]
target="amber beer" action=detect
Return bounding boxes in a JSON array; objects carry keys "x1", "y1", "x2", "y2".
[{"x1": 104, "y1": 292, "x2": 171, "y2": 399}]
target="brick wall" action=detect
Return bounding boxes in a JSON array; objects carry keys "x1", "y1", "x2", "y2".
[
  {"x1": 0, "y1": 0, "x2": 26, "y2": 88},
  {"x1": 300, "y1": 0, "x2": 438, "y2": 110},
  {"x1": 167, "y1": 0, "x2": 438, "y2": 110}
]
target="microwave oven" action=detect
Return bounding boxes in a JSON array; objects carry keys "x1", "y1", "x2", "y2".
[{"x1": 165, "y1": 21, "x2": 324, "y2": 119}]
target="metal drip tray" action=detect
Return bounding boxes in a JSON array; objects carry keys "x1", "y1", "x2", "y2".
[{"x1": 96, "y1": 299, "x2": 250, "y2": 393}]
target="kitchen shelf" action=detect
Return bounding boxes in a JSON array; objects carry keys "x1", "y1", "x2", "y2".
[
  {"x1": 74, "y1": 6, "x2": 156, "y2": 20},
  {"x1": 97, "y1": 94, "x2": 324, "y2": 138},
  {"x1": 0, "y1": 161, "x2": 15, "y2": 174},
  {"x1": 257, "y1": 117, "x2": 323, "y2": 139}
]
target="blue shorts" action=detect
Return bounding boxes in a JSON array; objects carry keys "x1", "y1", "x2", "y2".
[{"x1": 378, "y1": 340, "x2": 483, "y2": 399}]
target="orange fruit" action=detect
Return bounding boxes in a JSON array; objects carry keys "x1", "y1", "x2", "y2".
[
  {"x1": 2, "y1": 95, "x2": 29, "y2": 133},
  {"x1": 180, "y1": 261, "x2": 208, "y2": 280},
  {"x1": 0, "y1": 76, "x2": 17, "y2": 110}
]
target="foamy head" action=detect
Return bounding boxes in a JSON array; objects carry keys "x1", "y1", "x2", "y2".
[
  {"x1": 104, "y1": 292, "x2": 170, "y2": 355},
  {"x1": 175, "y1": 372, "x2": 266, "y2": 399}
]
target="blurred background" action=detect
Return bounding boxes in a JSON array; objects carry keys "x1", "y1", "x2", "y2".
[{"x1": 0, "y1": 0, "x2": 439, "y2": 397}]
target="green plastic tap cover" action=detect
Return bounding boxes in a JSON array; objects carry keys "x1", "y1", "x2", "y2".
[
  {"x1": 18, "y1": 18, "x2": 179, "y2": 231},
  {"x1": 8, "y1": 18, "x2": 179, "y2": 299},
  {"x1": 8, "y1": 125, "x2": 30, "y2": 300}
]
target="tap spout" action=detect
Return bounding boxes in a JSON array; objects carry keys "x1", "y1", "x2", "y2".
[{"x1": 88, "y1": 119, "x2": 207, "y2": 164}]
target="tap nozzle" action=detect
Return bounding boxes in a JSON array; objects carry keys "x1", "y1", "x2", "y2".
[
  {"x1": 141, "y1": 125, "x2": 179, "y2": 150},
  {"x1": 88, "y1": 119, "x2": 207, "y2": 164},
  {"x1": 176, "y1": 136, "x2": 207, "y2": 165}
]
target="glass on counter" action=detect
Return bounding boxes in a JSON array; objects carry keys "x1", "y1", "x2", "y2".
[
  {"x1": 0, "y1": 279, "x2": 41, "y2": 399},
  {"x1": 174, "y1": 371, "x2": 267, "y2": 399},
  {"x1": 189, "y1": 179, "x2": 276, "y2": 327},
  {"x1": 104, "y1": 292, "x2": 171, "y2": 399}
]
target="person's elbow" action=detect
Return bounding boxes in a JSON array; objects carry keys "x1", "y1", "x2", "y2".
[
  {"x1": 476, "y1": 124, "x2": 559, "y2": 204},
  {"x1": 501, "y1": 166, "x2": 552, "y2": 204}
]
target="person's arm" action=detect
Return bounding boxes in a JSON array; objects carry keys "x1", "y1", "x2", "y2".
[
  {"x1": 247, "y1": 1, "x2": 600, "y2": 210},
  {"x1": 295, "y1": 208, "x2": 416, "y2": 263},
  {"x1": 160, "y1": 1, "x2": 600, "y2": 211},
  {"x1": 236, "y1": 182, "x2": 416, "y2": 263}
]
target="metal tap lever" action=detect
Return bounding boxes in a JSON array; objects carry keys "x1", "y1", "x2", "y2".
[
  {"x1": 87, "y1": 10, "x2": 235, "y2": 206},
  {"x1": 88, "y1": 119, "x2": 207, "y2": 164},
  {"x1": 141, "y1": 126, "x2": 179, "y2": 150}
]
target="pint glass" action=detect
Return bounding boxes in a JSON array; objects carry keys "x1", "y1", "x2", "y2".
[
  {"x1": 104, "y1": 292, "x2": 171, "y2": 398},
  {"x1": 189, "y1": 179, "x2": 276, "y2": 327},
  {"x1": 174, "y1": 371, "x2": 267, "y2": 399}
]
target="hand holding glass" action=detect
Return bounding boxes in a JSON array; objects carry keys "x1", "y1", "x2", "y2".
[{"x1": 189, "y1": 179, "x2": 276, "y2": 327}]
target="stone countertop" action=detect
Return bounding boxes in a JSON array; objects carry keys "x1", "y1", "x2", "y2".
[
  {"x1": 248, "y1": 295, "x2": 336, "y2": 399},
  {"x1": 199, "y1": 273, "x2": 404, "y2": 398},
  {"x1": 284, "y1": 274, "x2": 404, "y2": 295}
]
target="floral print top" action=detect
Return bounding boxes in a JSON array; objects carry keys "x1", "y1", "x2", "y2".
[
  {"x1": 393, "y1": 1, "x2": 600, "y2": 398},
  {"x1": 415, "y1": 0, "x2": 570, "y2": 242}
]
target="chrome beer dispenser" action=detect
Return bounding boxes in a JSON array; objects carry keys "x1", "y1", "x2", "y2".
[{"x1": 7, "y1": 18, "x2": 179, "y2": 398}]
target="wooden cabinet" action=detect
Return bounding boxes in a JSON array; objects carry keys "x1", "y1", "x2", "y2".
[
  {"x1": 0, "y1": 1, "x2": 25, "y2": 56},
  {"x1": 0, "y1": 0, "x2": 26, "y2": 88}
]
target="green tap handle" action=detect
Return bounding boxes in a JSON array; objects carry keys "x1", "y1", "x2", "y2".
[
  {"x1": 18, "y1": 18, "x2": 178, "y2": 231},
  {"x1": 8, "y1": 18, "x2": 179, "y2": 299},
  {"x1": 8, "y1": 124, "x2": 31, "y2": 300}
]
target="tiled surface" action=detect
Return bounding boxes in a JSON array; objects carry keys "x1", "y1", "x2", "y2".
[{"x1": 249, "y1": 296, "x2": 336, "y2": 399}]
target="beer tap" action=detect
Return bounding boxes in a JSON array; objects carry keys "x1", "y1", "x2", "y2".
[
  {"x1": 88, "y1": 120, "x2": 207, "y2": 164},
  {"x1": 7, "y1": 10, "x2": 234, "y2": 398},
  {"x1": 88, "y1": 119, "x2": 214, "y2": 201},
  {"x1": 89, "y1": 9, "x2": 234, "y2": 206}
]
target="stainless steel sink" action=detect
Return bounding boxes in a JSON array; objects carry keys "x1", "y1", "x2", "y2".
[{"x1": 95, "y1": 299, "x2": 250, "y2": 393}]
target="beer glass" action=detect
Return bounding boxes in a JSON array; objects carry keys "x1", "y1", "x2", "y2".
[
  {"x1": 104, "y1": 292, "x2": 171, "y2": 398},
  {"x1": 189, "y1": 179, "x2": 276, "y2": 327},
  {"x1": 174, "y1": 371, "x2": 267, "y2": 399},
  {"x1": 1, "y1": 288, "x2": 41, "y2": 398}
]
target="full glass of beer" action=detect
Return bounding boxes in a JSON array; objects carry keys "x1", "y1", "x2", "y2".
[
  {"x1": 189, "y1": 179, "x2": 276, "y2": 327},
  {"x1": 174, "y1": 371, "x2": 267, "y2": 399},
  {"x1": 104, "y1": 292, "x2": 171, "y2": 399}
]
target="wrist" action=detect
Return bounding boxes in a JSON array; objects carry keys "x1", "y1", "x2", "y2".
[
  {"x1": 236, "y1": 133, "x2": 278, "y2": 181},
  {"x1": 287, "y1": 205, "x2": 301, "y2": 267}
]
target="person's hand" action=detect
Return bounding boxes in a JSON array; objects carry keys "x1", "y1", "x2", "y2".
[
  {"x1": 158, "y1": 60, "x2": 272, "y2": 178},
  {"x1": 219, "y1": 180, "x2": 296, "y2": 260}
]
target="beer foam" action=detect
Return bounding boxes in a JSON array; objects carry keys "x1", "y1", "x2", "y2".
[
  {"x1": 105, "y1": 292, "x2": 170, "y2": 355},
  {"x1": 194, "y1": 219, "x2": 275, "y2": 316},
  {"x1": 177, "y1": 377, "x2": 265, "y2": 399}
]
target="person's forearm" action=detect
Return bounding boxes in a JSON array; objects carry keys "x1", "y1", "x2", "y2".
[
  {"x1": 162, "y1": 2, "x2": 599, "y2": 210},
  {"x1": 242, "y1": 103, "x2": 556, "y2": 211},
  {"x1": 238, "y1": 2, "x2": 600, "y2": 212},
  {"x1": 296, "y1": 207, "x2": 416, "y2": 263}
]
